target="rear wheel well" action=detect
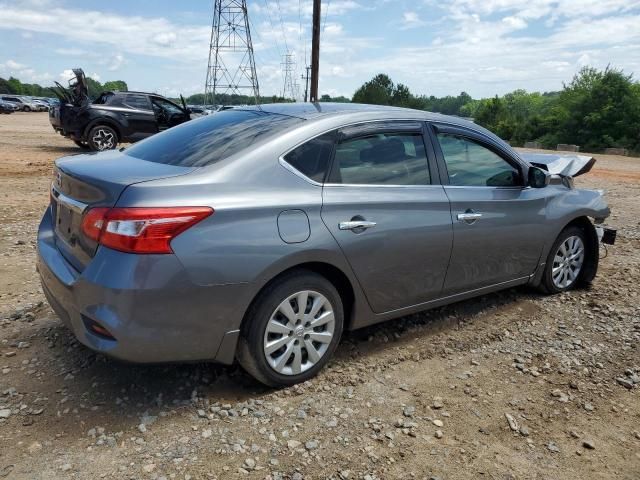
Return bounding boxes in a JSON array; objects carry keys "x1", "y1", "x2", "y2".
[
  {"x1": 241, "y1": 262, "x2": 355, "y2": 334},
  {"x1": 562, "y1": 216, "x2": 599, "y2": 284}
]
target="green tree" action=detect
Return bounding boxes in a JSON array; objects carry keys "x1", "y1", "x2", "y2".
[
  {"x1": 103, "y1": 80, "x2": 128, "y2": 91},
  {"x1": 352, "y1": 73, "x2": 396, "y2": 105}
]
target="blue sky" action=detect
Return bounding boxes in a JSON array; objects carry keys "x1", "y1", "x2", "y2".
[{"x1": 1, "y1": 0, "x2": 639, "y2": 99}]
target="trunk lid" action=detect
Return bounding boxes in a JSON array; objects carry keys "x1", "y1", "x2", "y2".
[{"x1": 51, "y1": 150, "x2": 196, "y2": 271}]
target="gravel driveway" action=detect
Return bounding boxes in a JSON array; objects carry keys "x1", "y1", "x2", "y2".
[{"x1": 0, "y1": 113, "x2": 638, "y2": 479}]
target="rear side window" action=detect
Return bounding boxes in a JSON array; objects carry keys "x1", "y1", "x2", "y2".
[
  {"x1": 125, "y1": 110, "x2": 303, "y2": 167},
  {"x1": 125, "y1": 94, "x2": 151, "y2": 110},
  {"x1": 283, "y1": 132, "x2": 335, "y2": 183},
  {"x1": 329, "y1": 132, "x2": 430, "y2": 185}
]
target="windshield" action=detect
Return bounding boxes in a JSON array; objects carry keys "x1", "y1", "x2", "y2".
[{"x1": 125, "y1": 110, "x2": 303, "y2": 167}]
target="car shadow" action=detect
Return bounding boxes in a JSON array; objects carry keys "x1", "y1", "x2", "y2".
[{"x1": 31, "y1": 286, "x2": 541, "y2": 436}]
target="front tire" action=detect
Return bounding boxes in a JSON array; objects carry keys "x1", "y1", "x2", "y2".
[
  {"x1": 23, "y1": 106, "x2": 31, "y2": 112},
  {"x1": 237, "y1": 270, "x2": 344, "y2": 387},
  {"x1": 540, "y1": 226, "x2": 587, "y2": 294},
  {"x1": 87, "y1": 125, "x2": 118, "y2": 151}
]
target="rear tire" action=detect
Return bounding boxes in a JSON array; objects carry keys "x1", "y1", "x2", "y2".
[
  {"x1": 237, "y1": 270, "x2": 344, "y2": 387},
  {"x1": 87, "y1": 125, "x2": 118, "y2": 151},
  {"x1": 23, "y1": 106, "x2": 31, "y2": 112},
  {"x1": 540, "y1": 226, "x2": 588, "y2": 294}
]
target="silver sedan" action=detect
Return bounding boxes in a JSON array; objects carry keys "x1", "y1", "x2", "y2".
[{"x1": 37, "y1": 103, "x2": 614, "y2": 386}]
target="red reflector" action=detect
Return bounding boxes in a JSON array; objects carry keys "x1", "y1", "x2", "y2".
[
  {"x1": 81, "y1": 206, "x2": 213, "y2": 254},
  {"x1": 91, "y1": 323, "x2": 115, "y2": 340}
]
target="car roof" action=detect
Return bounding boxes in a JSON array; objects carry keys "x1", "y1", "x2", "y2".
[{"x1": 238, "y1": 102, "x2": 476, "y2": 127}]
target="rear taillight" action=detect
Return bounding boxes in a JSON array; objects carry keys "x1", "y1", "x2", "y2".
[{"x1": 81, "y1": 207, "x2": 213, "y2": 254}]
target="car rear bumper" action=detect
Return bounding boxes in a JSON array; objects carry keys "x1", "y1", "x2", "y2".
[{"x1": 36, "y1": 206, "x2": 249, "y2": 364}]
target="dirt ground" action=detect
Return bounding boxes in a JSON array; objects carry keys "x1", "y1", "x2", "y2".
[{"x1": 0, "y1": 112, "x2": 638, "y2": 480}]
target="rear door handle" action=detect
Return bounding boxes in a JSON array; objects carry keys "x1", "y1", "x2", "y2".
[
  {"x1": 457, "y1": 212, "x2": 483, "y2": 224},
  {"x1": 339, "y1": 220, "x2": 377, "y2": 231}
]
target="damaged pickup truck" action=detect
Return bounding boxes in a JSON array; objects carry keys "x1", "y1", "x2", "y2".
[{"x1": 50, "y1": 69, "x2": 191, "y2": 151}]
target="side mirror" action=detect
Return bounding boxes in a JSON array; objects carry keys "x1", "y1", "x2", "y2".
[{"x1": 528, "y1": 166, "x2": 550, "y2": 188}]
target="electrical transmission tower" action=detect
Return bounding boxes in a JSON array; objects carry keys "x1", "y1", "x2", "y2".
[
  {"x1": 281, "y1": 52, "x2": 297, "y2": 100},
  {"x1": 204, "y1": 0, "x2": 259, "y2": 106}
]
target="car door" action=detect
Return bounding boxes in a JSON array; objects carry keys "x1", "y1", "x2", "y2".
[
  {"x1": 429, "y1": 123, "x2": 547, "y2": 295},
  {"x1": 121, "y1": 94, "x2": 158, "y2": 139},
  {"x1": 320, "y1": 122, "x2": 453, "y2": 314},
  {"x1": 150, "y1": 97, "x2": 189, "y2": 131}
]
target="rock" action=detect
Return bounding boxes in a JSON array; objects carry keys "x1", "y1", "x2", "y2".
[
  {"x1": 137, "y1": 423, "x2": 147, "y2": 433},
  {"x1": 616, "y1": 378, "x2": 634, "y2": 389},
  {"x1": 584, "y1": 402, "x2": 594, "y2": 412},
  {"x1": 433, "y1": 419, "x2": 444, "y2": 427},
  {"x1": 435, "y1": 430, "x2": 443, "y2": 439},
  {"x1": 202, "y1": 428, "x2": 212, "y2": 439},
  {"x1": 27, "y1": 441, "x2": 42, "y2": 453},
  {"x1": 243, "y1": 458, "x2": 256, "y2": 470},
  {"x1": 432, "y1": 397, "x2": 444, "y2": 409},
  {"x1": 519, "y1": 426, "x2": 530, "y2": 437},
  {"x1": 287, "y1": 440, "x2": 301, "y2": 449},
  {"x1": 4, "y1": 351, "x2": 15, "y2": 357},
  {"x1": 305, "y1": 440, "x2": 318, "y2": 450},
  {"x1": 582, "y1": 440, "x2": 595, "y2": 450},
  {"x1": 142, "y1": 464, "x2": 156, "y2": 473},
  {"x1": 551, "y1": 389, "x2": 569, "y2": 403},
  {"x1": 403, "y1": 406, "x2": 415, "y2": 417},
  {"x1": 0, "y1": 409, "x2": 11, "y2": 419},
  {"x1": 60, "y1": 464, "x2": 72, "y2": 472},
  {"x1": 505, "y1": 413, "x2": 519, "y2": 432},
  {"x1": 547, "y1": 442, "x2": 560, "y2": 453}
]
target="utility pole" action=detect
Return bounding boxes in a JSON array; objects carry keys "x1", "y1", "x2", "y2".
[
  {"x1": 204, "y1": 0, "x2": 259, "y2": 106},
  {"x1": 310, "y1": 0, "x2": 321, "y2": 102},
  {"x1": 301, "y1": 65, "x2": 310, "y2": 102}
]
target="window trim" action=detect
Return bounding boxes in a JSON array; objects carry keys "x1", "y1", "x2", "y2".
[{"x1": 428, "y1": 122, "x2": 527, "y2": 188}]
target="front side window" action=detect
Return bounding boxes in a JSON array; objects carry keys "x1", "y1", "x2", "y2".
[
  {"x1": 329, "y1": 132, "x2": 430, "y2": 185},
  {"x1": 125, "y1": 110, "x2": 303, "y2": 167},
  {"x1": 151, "y1": 97, "x2": 183, "y2": 115},
  {"x1": 283, "y1": 132, "x2": 335, "y2": 183},
  {"x1": 437, "y1": 133, "x2": 520, "y2": 187}
]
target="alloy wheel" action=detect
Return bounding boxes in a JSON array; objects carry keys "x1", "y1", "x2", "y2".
[
  {"x1": 263, "y1": 290, "x2": 335, "y2": 376},
  {"x1": 552, "y1": 235, "x2": 585, "y2": 289},
  {"x1": 92, "y1": 128, "x2": 116, "y2": 150}
]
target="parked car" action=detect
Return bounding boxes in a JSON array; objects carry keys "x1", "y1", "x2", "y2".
[
  {"x1": 50, "y1": 69, "x2": 191, "y2": 151},
  {"x1": 31, "y1": 98, "x2": 51, "y2": 111},
  {"x1": 0, "y1": 95, "x2": 38, "y2": 111},
  {"x1": 186, "y1": 105, "x2": 210, "y2": 117},
  {"x1": 37, "y1": 103, "x2": 615, "y2": 387},
  {"x1": 0, "y1": 99, "x2": 18, "y2": 114}
]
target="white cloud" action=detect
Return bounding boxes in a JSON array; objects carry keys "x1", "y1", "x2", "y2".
[
  {"x1": 89, "y1": 72, "x2": 100, "y2": 81},
  {"x1": 5, "y1": 59, "x2": 26, "y2": 69},
  {"x1": 401, "y1": 11, "x2": 426, "y2": 29},
  {"x1": 502, "y1": 16, "x2": 527, "y2": 29},
  {"x1": 107, "y1": 54, "x2": 125, "y2": 71}
]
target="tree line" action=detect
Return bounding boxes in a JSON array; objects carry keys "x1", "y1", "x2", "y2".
[
  {"x1": 3, "y1": 66, "x2": 638, "y2": 153},
  {"x1": 352, "y1": 68, "x2": 640, "y2": 153},
  {"x1": 0, "y1": 76, "x2": 128, "y2": 99}
]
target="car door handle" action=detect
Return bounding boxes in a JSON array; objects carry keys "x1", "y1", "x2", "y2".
[
  {"x1": 457, "y1": 212, "x2": 483, "y2": 224},
  {"x1": 339, "y1": 220, "x2": 377, "y2": 231}
]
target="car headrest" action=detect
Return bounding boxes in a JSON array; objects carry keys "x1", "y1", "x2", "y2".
[{"x1": 359, "y1": 138, "x2": 407, "y2": 164}]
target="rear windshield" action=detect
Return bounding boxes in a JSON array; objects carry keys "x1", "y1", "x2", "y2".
[{"x1": 125, "y1": 110, "x2": 303, "y2": 167}]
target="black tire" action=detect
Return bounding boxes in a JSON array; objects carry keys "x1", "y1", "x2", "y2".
[
  {"x1": 74, "y1": 140, "x2": 90, "y2": 149},
  {"x1": 87, "y1": 125, "x2": 118, "y2": 151},
  {"x1": 23, "y1": 106, "x2": 31, "y2": 112},
  {"x1": 540, "y1": 226, "x2": 588, "y2": 294},
  {"x1": 237, "y1": 269, "x2": 344, "y2": 387}
]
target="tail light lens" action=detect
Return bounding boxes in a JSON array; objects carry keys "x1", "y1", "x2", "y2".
[{"x1": 81, "y1": 207, "x2": 213, "y2": 254}]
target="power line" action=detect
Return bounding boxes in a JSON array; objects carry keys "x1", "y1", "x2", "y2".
[
  {"x1": 323, "y1": 0, "x2": 331, "y2": 32},
  {"x1": 273, "y1": 0, "x2": 290, "y2": 53}
]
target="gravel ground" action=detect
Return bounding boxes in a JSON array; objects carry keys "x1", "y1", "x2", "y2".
[{"x1": 0, "y1": 112, "x2": 639, "y2": 480}]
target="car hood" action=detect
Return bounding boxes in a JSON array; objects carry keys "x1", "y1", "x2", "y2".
[{"x1": 520, "y1": 153, "x2": 596, "y2": 177}]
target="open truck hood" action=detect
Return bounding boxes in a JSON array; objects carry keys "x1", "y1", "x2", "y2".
[{"x1": 520, "y1": 153, "x2": 596, "y2": 178}]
